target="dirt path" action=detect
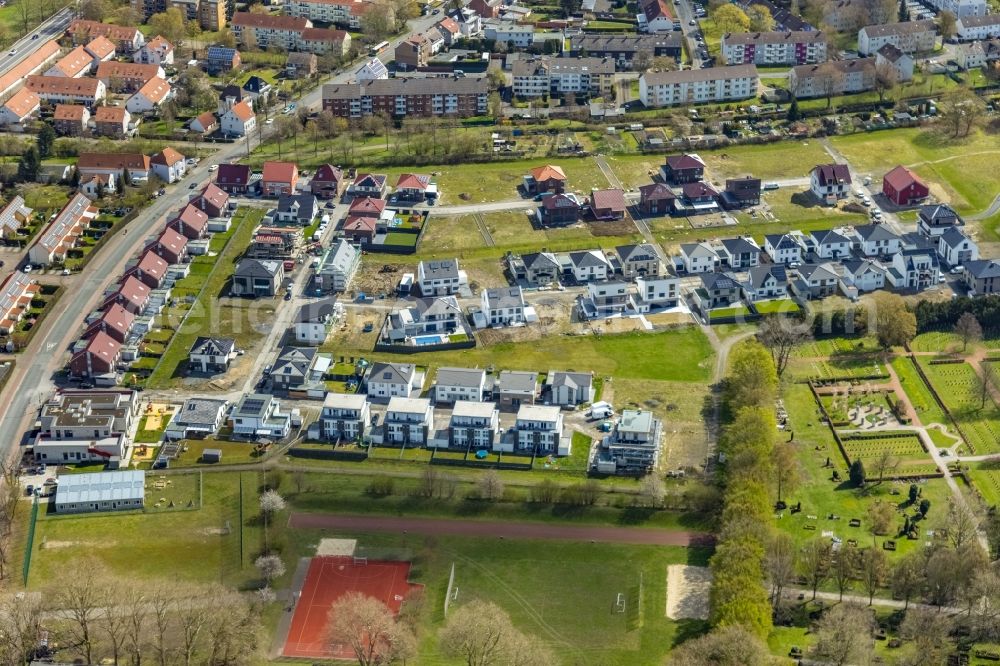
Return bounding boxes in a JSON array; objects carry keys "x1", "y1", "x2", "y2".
[{"x1": 288, "y1": 513, "x2": 715, "y2": 547}]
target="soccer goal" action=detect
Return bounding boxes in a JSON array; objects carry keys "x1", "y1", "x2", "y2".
[
  {"x1": 353, "y1": 557, "x2": 368, "y2": 566},
  {"x1": 614, "y1": 592, "x2": 626, "y2": 614}
]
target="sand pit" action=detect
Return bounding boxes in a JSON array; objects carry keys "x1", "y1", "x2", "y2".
[
  {"x1": 316, "y1": 538, "x2": 357, "y2": 556},
  {"x1": 666, "y1": 564, "x2": 712, "y2": 620},
  {"x1": 143, "y1": 403, "x2": 178, "y2": 430}
]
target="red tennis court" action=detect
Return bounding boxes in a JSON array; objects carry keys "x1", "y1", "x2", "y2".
[{"x1": 282, "y1": 556, "x2": 422, "y2": 660}]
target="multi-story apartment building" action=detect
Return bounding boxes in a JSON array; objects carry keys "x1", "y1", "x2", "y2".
[
  {"x1": 594, "y1": 409, "x2": 663, "y2": 475},
  {"x1": 284, "y1": 0, "x2": 372, "y2": 29},
  {"x1": 447, "y1": 400, "x2": 500, "y2": 450},
  {"x1": 511, "y1": 56, "x2": 615, "y2": 98},
  {"x1": 789, "y1": 58, "x2": 875, "y2": 98},
  {"x1": 857, "y1": 20, "x2": 937, "y2": 55},
  {"x1": 640, "y1": 65, "x2": 758, "y2": 107},
  {"x1": 957, "y1": 14, "x2": 1000, "y2": 41},
  {"x1": 926, "y1": 0, "x2": 985, "y2": 18},
  {"x1": 322, "y1": 76, "x2": 490, "y2": 118},
  {"x1": 721, "y1": 30, "x2": 828, "y2": 65},
  {"x1": 382, "y1": 397, "x2": 434, "y2": 446},
  {"x1": 318, "y1": 392, "x2": 370, "y2": 442},
  {"x1": 231, "y1": 13, "x2": 309, "y2": 51},
  {"x1": 512, "y1": 405, "x2": 565, "y2": 455},
  {"x1": 34, "y1": 390, "x2": 140, "y2": 463}
]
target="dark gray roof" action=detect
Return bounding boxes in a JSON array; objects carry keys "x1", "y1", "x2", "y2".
[
  {"x1": 720, "y1": 237, "x2": 760, "y2": 255},
  {"x1": 323, "y1": 75, "x2": 489, "y2": 100},
  {"x1": 233, "y1": 393, "x2": 274, "y2": 418},
  {"x1": 172, "y1": 397, "x2": 227, "y2": 426},
  {"x1": 369, "y1": 361, "x2": 415, "y2": 385},
  {"x1": 190, "y1": 336, "x2": 235, "y2": 357},
  {"x1": 939, "y1": 227, "x2": 972, "y2": 249},
  {"x1": 811, "y1": 228, "x2": 851, "y2": 245},
  {"x1": 747, "y1": 265, "x2": 787, "y2": 289},
  {"x1": 296, "y1": 297, "x2": 339, "y2": 323},
  {"x1": 766, "y1": 234, "x2": 802, "y2": 251},
  {"x1": 701, "y1": 272, "x2": 740, "y2": 290},
  {"x1": 965, "y1": 259, "x2": 1000, "y2": 279},
  {"x1": 854, "y1": 223, "x2": 900, "y2": 242},
  {"x1": 236, "y1": 258, "x2": 282, "y2": 278},
  {"x1": 273, "y1": 346, "x2": 317, "y2": 380},
  {"x1": 484, "y1": 286, "x2": 524, "y2": 309},
  {"x1": 436, "y1": 367, "x2": 486, "y2": 387},
  {"x1": 616, "y1": 243, "x2": 658, "y2": 263},
  {"x1": 420, "y1": 258, "x2": 459, "y2": 280}
]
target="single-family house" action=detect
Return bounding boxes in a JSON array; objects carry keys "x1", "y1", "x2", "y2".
[
  {"x1": 718, "y1": 236, "x2": 761, "y2": 269},
  {"x1": 189, "y1": 110, "x2": 219, "y2": 136},
  {"x1": 792, "y1": 263, "x2": 840, "y2": 299},
  {"x1": 696, "y1": 272, "x2": 742, "y2": 310},
  {"x1": 164, "y1": 398, "x2": 228, "y2": 441},
  {"x1": 434, "y1": 367, "x2": 487, "y2": 404},
  {"x1": 841, "y1": 259, "x2": 886, "y2": 293},
  {"x1": 637, "y1": 182, "x2": 676, "y2": 216},
  {"x1": 286, "y1": 51, "x2": 318, "y2": 78},
  {"x1": 315, "y1": 239, "x2": 360, "y2": 293},
  {"x1": 523, "y1": 164, "x2": 566, "y2": 195},
  {"x1": 589, "y1": 188, "x2": 627, "y2": 220},
  {"x1": 481, "y1": 286, "x2": 527, "y2": 327},
  {"x1": 231, "y1": 258, "x2": 284, "y2": 297},
  {"x1": 219, "y1": 100, "x2": 256, "y2": 137},
  {"x1": 418, "y1": 258, "x2": 467, "y2": 296},
  {"x1": 681, "y1": 181, "x2": 720, "y2": 212},
  {"x1": 230, "y1": 393, "x2": 291, "y2": 439},
  {"x1": 853, "y1": 223, "x2": 902, "y2": 257},
  {"x1": 126, "y1": 76, "x2": 171, "y2": 114},
  {"x1": 882, "y1": 165, "x2": 928, "y2": 206},
  {"x1": 963, "y1": 259, "x2": 1000, "y2": 295},
  {"x1": 742, "y1": 264, "x2": 788, "y2": 301},
  {"x1": 347, "y1": 173, "x2": 388, "y2": 198},
  {"x1": 188, "y1": 336, "x2": 237, "y2": 373},
  {"x1": 937, "y1": 227, "x2": 978, "y2": 267},
  {"x1": 764, "y1": 233, "x2": 804, "y2": 265},
  {"x1": 679, "y1": 241, "x2": 720, "y2": 273},
  {"x1": 547, "y1": 371, "x2": 595, "y2": 406},
  {"x1": 495, "y1": 370, "x2": 538, "y2": 410},
  {"x1": 262, "y1": 161, "x2": 299, "y2": 197},
  {"x1": 207, "y1": 46, "x2": 242, "y2": 73},
  {"x1": 150, "y1": 147, "x2": 186, "y2": 183},
  {"x1": 271, "y1": 346, "x2": 321, "y2": 389},
  {"x1": 810, "y1": 163, "x2": 852, "y2": 204},
  {"x1": 811, "y1": 228, "x2": 852, "y2": 259},
  {"x1": 722, "y1": 177, "x2": 762, "y2": 208},
  {"x1": 294, "y1": 297, "x2": 339, "y2": 345},
  {"x1": 566, "y1": 250, "x2": 613, "y2": 282},
  {"x1": 594, "y1": 409, "x2": 662, "y2": 475},
  {"x1": 580, "y1": 281, "x2": 633, "y2": 318},
  {"x1": 310, "y1": 164, "x2": 343, "y2": 198},
  {"x1": 918, "y1": 203, "x2": 963, "y2": 237},
  {"x1": 515, "y1": 251, "x2": 561, "y2": 286},
  {"x1": 538, "y1": 192, "x2": 582, "y2": 226},
  {"x1": 275, "y1": 193, "x2": 319, "y2": 225},
  {"x1": 394, "y1": 173, "x2": 435, "y2": 201},
  {"x1": 634, "y1": 275, "x2": 679, "y2": 311},
  {"x1": 365, "y1": 361, "x2": 424, "y2": 399},
  {"x1": 382, "y1": 397, "x2": 434, "y2": 446},
  {"x1": 616, "y1": 243, "x2": 663, "y2": 278},
  {"x1": 660, "y1": 153, "x2": 705, "y2": 184},
  {"x1": 216, "y1": 163, "x2": 253, "y2": 194}
]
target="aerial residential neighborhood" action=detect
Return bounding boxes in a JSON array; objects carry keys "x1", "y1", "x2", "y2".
[{"x1": 2, "y1": 0, "x2": 1000, "y2": 662}]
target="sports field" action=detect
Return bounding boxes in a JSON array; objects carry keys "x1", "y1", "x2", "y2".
[{"x1": 283, "y1": 556, "x2": 421, "y2": 660}]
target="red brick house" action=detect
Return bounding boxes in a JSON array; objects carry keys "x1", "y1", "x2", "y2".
[
  {"x1": 83, "y1": 303, "x2": 134, "y2": 343},
  {"x1": 310, "y1": 164, "x2": 342, "y2": 199},
  {"x1": 589, "y1": 188, "x2": 626, "y2": 220},
  {"x1": 261, "y1": 161, "x2": 299, "y2": 197},
  {"x1": 638, "y1": 182, "x2": 676, "y2": 216},
  {"x1": 123, "y1": 250, "x2": 168, "y2": 289},
  {"x1": 216, "y1": 163, "x2": 253, "y2": 194},
  {"x1": 169, "y1": 204, "x2": 209, "y2": 239},
  {"x1": 661, "y1": 153, "x2": 705, "y2": 184},
  {"x1": 70, "y1": 330, "x2": 121, "y2": 377},
  {"x1": 150, "y1": 227, "x2": 188, "y2": 264},
  {"x1": 538, "y1": 193, "x2": 581, "y2": 226},
  {"x1": 192, "y1": 183, "x2": 230, "y2": 218},
  {"x1": 882, "y1": 165, "x2": 929, "y2": 207}
]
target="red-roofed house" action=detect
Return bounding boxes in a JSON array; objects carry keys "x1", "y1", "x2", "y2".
[
  {"x1": 96, "y1": 61, "x2": 163, "y2": 92},
  {"x1": 67, "y1": 20, "x2": 145, "y2": 52},
  {"x1": 342, "y1": 215, "x2": 377, "y2": 245},
  {"x1": 83, "y1": 303, "x2": 134, "y2": 343},
  {"x1": 169, "y1": 204, "x2": 209, "y2": 239},
  {"x1": 83, "y1": 36, "x2": 116, "y2": 67},
  {"x1": 103, "y1": 276, "x2": 151, "y2": 314},
  {"x1": 193, "y1": 183, "x2": 230, "y2": 218},
  {"x1": 310, "y1": 164, "x2": 343, "y2": 198},
  {"x1": 123, "y1": 250, "x2": 169, "y2": 289},
  {"x1": 53, "y1": 104, "x2": 90, "y2": 136},
  {"x1": 150, "y1": 227, "x2": 189, "y2": 264},
  {"x1": 524, "y1": 164, "x2": 566, "y2": 195},
  {"x1": 189, "y1": 110, "x2": 218, "y2": 135},
  {"x1": 220, "y1": 99, "x2": 256, "y2": 137},
  {"x1": 46, "y1": 46, "x2": 94, "y2": 78},
  {"x1": 436, "y1": 17, "x2": 461, "y2": 45},
  {"x1": 135, "y1": 36, "x2": 174, "y2": 66},
  {"x1": 882, "y1": 165, "x2": 929, "y2": 207},
  {"x1": 589, "y1": 188, "x2": 626, "y2": 220},
  {"x1": 349, "y1": 196, "x2": 386, "y2": 218},
  {"x1": 262, "y1": 161, "x2": 299, "y2": 197},
  {"x1": 28, "y1": 192, "x2": 98, "y2": 266},
  {"x1": 77, "y1": 153, "x2": 151, "y2": 182},
  {"x1": 92, "y1": 105, "x2": 132, "y2": 138},
  {"x1": 660, "y1": 153, "x2": 705, "y2": 184},
  {"x1": 70, "y1": 330, "x2": 121, "y2": 377},
  {"x1": 638, "y1": 0, "x2": 674, "y2": 32},
  {"x1": 216, "y1": 163, "x2": 253, "y2": 194},
  {"x1": 468, "y1": 0, "x2": 502, "y2": 18},
  {"x1": 0, "y1": 88, "x2": 41, "y2": 126},
  {"x1": 126, "y1": 77, "x2": 172, "y2": 114},
  {"x1": 0, "y1": 272, "x2": 40, "y2": 335},
  {"x1": 151, "y1": 147, "x2": 186, "y2": 183},
  {"x1": 394, "y1": 173, "x2": 434, "y2": 201}
]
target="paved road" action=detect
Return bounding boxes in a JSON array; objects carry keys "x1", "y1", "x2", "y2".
[
  {"x1": 0, "y1": 7, "x2": 74, "y2": 76},
  {"x1": 288, "y1": 513, "x2": 715, "y2": 547}
]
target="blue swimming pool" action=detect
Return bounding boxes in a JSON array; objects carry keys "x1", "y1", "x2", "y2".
[{"x1": 414, "y1": 334, "x2": 447, "y2": 346}]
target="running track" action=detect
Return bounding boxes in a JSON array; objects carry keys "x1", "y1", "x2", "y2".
[{"x1": 288, "y1": 513, "x2": 715, "y2": 547}]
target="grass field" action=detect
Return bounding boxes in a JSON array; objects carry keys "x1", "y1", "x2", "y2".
[
  {"x1": 967, "y1": 462, "x2": 1000, "y2": 509},
  {"x1": 890, "y1": 356, "x2": 949, "y2": 426},
  {"x1": 838, "y1": 433, "x2": 936, "y2": 477},
  {"x1": 325, "y1": 327, "x2": 715, "y2": 383},
  {"x1": 916, "y1": 358, "x2": 1000, "y2": 455}
]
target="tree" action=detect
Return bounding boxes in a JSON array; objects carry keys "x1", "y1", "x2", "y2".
[
  {"x1": 955, "y1": 312, "x2": 983, "y2": 351},
  {"x1": 747, "y1": 4, "x2": 776, "y2": 30},
  {"x1": 640, "y1": 473, "x2": 666, "y2": 507},
  {"x1": 898, "y1": 0, "x2": 909, "y2": 21},
  {"x1": 890, "y1": 553, "x2": 925, "y2": 610},
  {"x1": 14, "y1": 0, "x2": 32, "y2": 34},
  {"x1": 328, "y1": 592, "x2": 415, "y2": 666},
  {"x1": 632, "y1": 49, "x2": 652, "y2": 72},
  {"x1": 832, "y1": 546, "x2": 857, "y2": 601},
  {"x1": 757, "y1": 316, "x2": 812, "y2": 378},
  {"x1": 440, "y1": 600, "x2": 538, "y2": 666},
  {"x1": 923, "y1": 546, "x2": 960, "y2": 606},
  {"x1": 0, "y1": 593, "x2": 41, "y2": 666},
  {"x1": 870, "y1": 449, "x2": 899, "y2": 484},
  {"x1": 713, "y1": 4, "x2": 751, "y2": 32},
  {"x1": 259, "y1": 489, "x2": 286, "y2": 516},
  {"x1": 765, "y1": 532, "x2": 797, "y2": 607},
  {"x1": 786, "y1": 97, "x2": 800, "y2": 122},
  {"x1": 968, "y1": 569, "x2": 1000, "y2": 641},
  {"x1": 869, "y1": 292, "x2": 916, "y2": 348},
  {"x1": 944, "y1": 497, "x2": 979, "y2": 549},
  {"x1": 725, "y1": 341, "x2": 778, "y2": 409},
  {"x1": 488, "y1": 91, "x2": 502, "y2": 119},
  {"x1": 859, "y1": 547, "x2": 887, "y2": 605},
  {"x1": 939, "y1": 87, "x2": 986, "y2": 138},
  {"x1": 939, "y1": 10, "x2": 958, "y2": 40},
  {"x1": 973, "y1": 361, "x2": 998, "y2": 409},
  {"x1": 908, "y1": 483, "x2": 920, "y2": 504},
  {"x1": 668, "y1": 625, "x2": 775, "y2": 665},
  {"x1": 899, "y1": 607, "x2": 954, "y2": 665},
  {"x1": 918, "y1": 498, "x2": 931, "y2": 517},
  {"x1": 36, "y1": 123, "x2": 55, "y2": 160},
  {"x1": 476, "y1": 470, "x2": 505, "y2": 501},
  {"x1": 79, "y1": 0, "x2": 107, "y2": 20},
  {"x1": 800, "y1": 538, "x2": 832, "y2": 600},
  {"x1": 849, "y1": 459, "x2": 867, "y2": 487},
  {"x1": 255, "y1": 553, "x2": 286, "y2": 584},
  {"x1": 867, "y1": 500, "x2": 895, "y2": 536},
  {"x1": 811, "y1": 603, "x2": 875, "y2": 666},
  {"x1": 808, "y1": 62, "x2": 845, "y2": 109},
  {"x1": 148, "y1": 7, "x2": 187, "y2": 45},
  {"x1": 54, "y1": 569, "x2": 104, "y2": 665},
  {"x1": 771, "y1": 441, "x2": 801, "y2": 503},
  {"x1": 874, "y1": 60, "x2": 898, "y2": 103},
  {"x1": 361, "y1": 0, "x2": 395, "y2": 39},
  {"x1": 16, "y1": 146, "x2": 39, "y2": 182}
]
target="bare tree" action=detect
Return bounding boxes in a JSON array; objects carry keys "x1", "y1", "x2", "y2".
[
  {"x1": 757, "y1": 312, "x2": 812, "y2": 377},
  {"x1": 476, "y1": 470, "x2": 505, "y2": 502},
  {"x1": 327, "y1": 592, "x2": 415, "y2": 666},
  {"x1": 800, "y1": 538, "x2": 832, "y2": 600},
  {"x1": 120, "y1": 586, "x2": 147, "y2": 666},
  {"x1": 55, "y1": 569, "x2": 104, "y2": 665},
  {"x1": 859, "y1": 547, "x2": 887, "y2": 605},
  {"x1": 148, "y1": 584, "x2": 175, "y2": 666},
  {"x1": 811, "y1": 603, "x2": 876, "y2": 666},
  {"x1": 175, "y1": 587, "x2": 212, "y2": 666},
  {"x1": 973, "y1": 361, "x2": 998, "y2": 410},
  {"x1": 832, "y1": 547, "x2": 857, "y2": 601},
  {"x1": 870, "y1": 449, "x2": 900, "y2": 484},
  {"x1": 898, "y1": 607, "x2": 954, "y2": 665},
  {"x1": 874, "y1": 60, "x2": 898, "y2": 102},
  {"x1": 640, "y1": 473, "x2": 666, "y2": 507},
  {"x1": 944, "y1": 497, "x2": 979, "y2": 549},
  {"x1": 440, "y1": 599, "x2": 552, "y2": 666},
  {"x1": 890, "y1": 553, "x2": 925, "y2": 610},
  {"x1": 923, "y1": 546, "x2": 961, "y2": 607},
  {"x1": 206, "y1": 589, "x2": 261, "y2": 665},
  {"x1": 99, "y1": 590, "x2": 131, "y2": 665},
  {"x1": 0, "y1": 593, "x2": 41, "y2": 666},
  {"x1": 969, "y1": 569, "x2": 1000, "y2": 641},
  {"x1": 765, "y1": 532, "x2": 797, "y2": 607},
  {"x1": 867, "y1": 499, "x2": 895, "y2": 536},
  {"x1": 954, "y1": 312, "x2": 983, "y2": 352}
]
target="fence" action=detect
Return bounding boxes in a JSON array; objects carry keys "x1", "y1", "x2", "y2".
[{"x1": 22, "y1": 496, "x2": 38, "y2": 586}]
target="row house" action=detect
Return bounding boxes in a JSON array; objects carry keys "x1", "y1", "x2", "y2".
[
  {"x1": 0, "y1": 196, "x2": 32, "y2": 241},
  {"x1": 96, "y1": 61, "x2": 164, "y2": 93},
  {"x1": 102, "y1": 276, "x2": 152, "y2": 315},
  {"x1": 640, "y1": 65, "x2": 759, "y2": 107},
  {"x1": 53, "y1": 104, "x2": 90, "y2": 136},
  {"x1": 957, "y1": 14, "x2": 1000, "y2": 41},
  {"x1": 568, "y1": 34, "x2": 683, "y2": 69},
  {"x1": 27, "y1": 193, "x2": 97, "y2": 266},
  {"x1": 789, "y1": 58, "x2": 876, "y2": 99},
  {"x1": 858, "y1": 20, "x2": 937, "y2": 55},
  {"x1": 46, "y1": 46, "x2": 93, "y2": 78},
  {"x1": 0, "y1": 88, "x2": 40, "y2": 127},
  {"x1": 26, "y1": 76, "x2": 105, "y2": 107},
  {"x1": 84, "y1": 303, "x2": 135, "y2": 343},
  {"x1": 134, "y1": 36, "x2": 174, "y2": 66},
  {"x1": 0, "y1": 272, "x2": 39, "y2": 335},
  {"x1": 123, "y1": 251, "x2": 168, "y2": 289},
  {"x1": 192, "y1": 183, "x2": 231, "y2": 218},
  {"x1": 321, "y1": 76, "x2": 490, "y2": 118},
  {"x1": 169, "y1": 204, "x2": 209, "y2": 240},
  {"x1": 67, "y1": 20, "x2": 145, "y2": 53},
  {"x1": 0, "y1": 39, "x2": 60, "y2": 100},
  {"x1": 77, "y1": 153, "x2": 151, "y2": 183},
  {"x1": 126, "y1": 77, "x2": 172, "y2": 114},
  {"x1": 83, "y1": 36, "x2": 116, "y2": 68},
  {"x1": 69, "y1": 330, "x2": 121, "y2": 379},
  {"x1": 149, "y1": 227, "x2": 189, "y2": 265},
  {"x1": 722, "y1": 30, "x2": 828, "y2": 66}
]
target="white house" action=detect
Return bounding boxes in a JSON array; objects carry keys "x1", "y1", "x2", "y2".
[
  {"x1": 150, "y1": 147, "x2": 186, "y2": 183},
  {"x1": 634, "y1": 275, "x2": 679, "y2": 311},
  {"x1": 220, "y1": 100, "x2": 256, "y2": 137},
  {"x1": 355, "y1": 57, "x2": 388, "y2": 82},
  {"x1": 887, "y1": 247, "x2": 938, "y2": 290},
  {"x1": 0, "y1": 88, "x2": 41, "y2": 126},
  {"x1": 764, "y1": 233, "x2": 805, "y2": 265},
  {"x1": 481, "y1": 286, "x2": 527, "y2": 327},
  {"x1": 811, "y1": 228, "x2": 853, "y2": 259},
  {"x1": 125, "y1": 77, "x2": 171, "y2": 113},
  {"x1": 417, "y1": 258, "x2": 467, "y2": 296},
  {"x1": 957, "y1": 14, "x2": 1000, "y2": 41},
  {"x1": 366, "y1": 361, "x2": 424, "y2": 399},
  {"x1": 188, "y1": 336, "x2": 236, "y2": 373},
  {"x1": 679, "y1": 242, "x2": 720, "y2": 273},
  {"x1": 742, "y1": 265, "x2": 788, "y2": 301},
  {"x1": 446, "y1": 400, "x2": 500, "y2": 451},
  {"x1": 164, "y1": 398, "x2": 228, "y2": 441},
  {"x1": 840, "y1": 259, "x2": 886, "y2": 293},
  {"x1": 316, "y1": 392, "x2": 370, "y2": 443},
  {"x1": 852, "y1": 224, "x2": 902, "y2": 257},
  {"x1": 230, "y1": 393, "x2": 292, "y2": 438},
  {"x1": 134, "y1": 36, "x2": 174, "y2": 65},
  {"x1": 382, "y1": 397, "x2": 434, "y2": 446},
  {"x1": 937, "y1": 227, "x2": 978, "y2": 267},
  {"x1": 434, "y1": 367, "x2": 487, "y2": 404},
  {"x1": 809, "y1": 164, "x2": 852, "y2": 204},
  {"x1": 511, "y1": 405, "x2": 567, "y2": 455},
  {"x1": 294, "y1": 298, "x2": 339, "y2": 345},
  {"x1": 547, "y1": 371, "x2": 595, "y2": 406},
  {"x1": 640, "y1": 65, "x2": 759, "y2": 107},
  {"x1": 717, "y1": 236, "x2": 761, "y2": 269},
  {"x1": 565, "y1": 249, "x2": 612, "y2": 281}
]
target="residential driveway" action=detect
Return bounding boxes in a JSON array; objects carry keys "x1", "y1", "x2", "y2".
[{"x1": 429, "y1": 200, "x2": 536, "y2": 215}]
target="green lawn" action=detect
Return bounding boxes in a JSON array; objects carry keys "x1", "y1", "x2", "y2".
[
  {"x1": 916, "y1": 358, "x2": 1000, "y2": 455},
  {"x1": 753, "y1": 299, "x2": 801, "y2": 315},
  {"x1": 325, "y1": 327, "x2": 715, "y2": 383},
  {"x1": 967, "y1": 462, "x2": 1000, "y2": 509},
  {"x1": 890, "y1": 356, "x2": 949, "y2": 426}
]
